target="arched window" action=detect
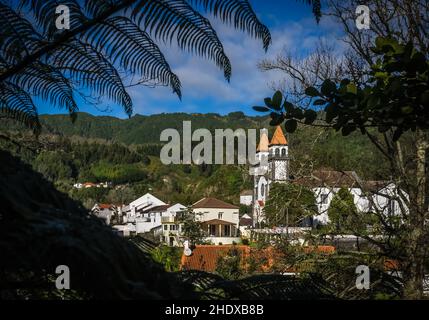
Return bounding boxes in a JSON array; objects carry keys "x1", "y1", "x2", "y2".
[
  {"x1": 261, "y1": 183, "x2": 265, "y2": 197},
  {"x1": 275, "y1": 148, "x2": 280, "y2": 156},
  {"x1": 281, "y1": 148, "x2": 286, "y2": 156}
]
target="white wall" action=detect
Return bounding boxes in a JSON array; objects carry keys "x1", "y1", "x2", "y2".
[
  {"x1": 312, "y1": 184, "x2": 406, "y2": 226},
  {"x1": 193, "y1": 207, "x2": 239, "y2": 227},
  {"x1": 205, "y1": 236, "x2": 241, "y2": 245},
  {"x1": 240, "y1": 195, "x2": 253, "y2": 206},
  {"x1": 129, "y1": 193, "x2": 166, "y2": 216}
]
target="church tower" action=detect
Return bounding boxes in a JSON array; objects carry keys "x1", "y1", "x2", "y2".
[
  {"x1": 252, "y1": 129, "x2": 269, "y2": 227},
  {"x1": 268, "y1": 126, "x2": 289, "y2": 182}
]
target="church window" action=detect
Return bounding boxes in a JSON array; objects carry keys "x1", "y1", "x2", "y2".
[{"x1": 261, "y1": 184, "x2": 265, "y2": 197}]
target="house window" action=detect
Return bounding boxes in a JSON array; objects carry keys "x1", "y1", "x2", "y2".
[
  {"x1": 218, "y1": 213, "x2": 223, "y2": 220},
  {"x1": 170, "y1": 224, "x2": 177, "y2": 231},
  {"x1": 164, "y1": 225, "x2": 168, "y2": 231},
  {"x1": 321, "y1": 193, "x2": 329, "y2": 204}
]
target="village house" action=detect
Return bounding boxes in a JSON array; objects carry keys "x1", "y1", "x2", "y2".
[
  {"x1": 192, "y1": 197, "x2": 241, "y2": 245},
  {"x1": 91, "y1": 203, "x2": 123, "y2": 225},
  {"x1": 293, "y1": 170, "x2": 407, "y2": 226}
]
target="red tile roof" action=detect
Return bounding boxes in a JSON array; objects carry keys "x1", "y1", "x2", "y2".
[
  {"x1": 192, "y1": 198, "x2": 239, "y2": 209},
  {"x1": 181, "y1": 245, "x2": 250, "y2": 272},
  {"x1": 303, "y1": 246, "x2": 336, "y2": 254},
  {"x1": 99, "y1": 203, "x2": 113, "y2": 210}
]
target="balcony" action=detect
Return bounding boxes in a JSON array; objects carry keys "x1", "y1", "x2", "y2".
[{"x1": 161, "y1": 216, "x2": 179, "y2": 223}]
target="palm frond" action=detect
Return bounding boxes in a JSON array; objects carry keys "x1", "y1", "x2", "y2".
[
  {"x1": 130, "y1": 0, "x2": 232, "y2": 80},
  {"x1": 10, "y1": 62, "x2": 78, "y2": 119},
  {"x1": 85, "y1": 16, "x2": 182, "y2": 98},
  {"x1": 51, "y1": 41, "x2": 133, "y2": 116},
  {"x1": 19, "y1": 0, "x2": 87, "y2": 39},
  {"x1": 0, "y1": 82, "x2": 41, "y2": 133},
  {"x1": 189, "y1": 0, "x2": 272, "y2": 51},
  {"x1": 0, "y1": 2, "x2": 42, "y2": 63},
  {"x1": 1, "y1": 0, "x2": 272, "y2": 129}
]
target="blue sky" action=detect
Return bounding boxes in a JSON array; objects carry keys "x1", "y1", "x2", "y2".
[{"x1": 37, "y1": 1, "x2": 344, "y2": 118}]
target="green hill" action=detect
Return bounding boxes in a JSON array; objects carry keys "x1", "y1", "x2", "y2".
[{"x1": 1, "y1": 112, "x2": 389, "y2": 208}]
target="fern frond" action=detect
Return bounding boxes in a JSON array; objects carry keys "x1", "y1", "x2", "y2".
[
  {"x1": 85, "y1": 16, "x2": 182, "y2": 98},
  {"x1": 0, "y1": 81, "x2": 41, "y2": 133},
  {"x1": 189, "y1": 0, "x2": 272, "y2": 51},
  {"x1": 51, "y1": 41, "x2": 133, "y2": 117},
  {"x1": 19, "y1": 0, "x2": 87, "y2": 39},
  {"x1": 9, "y1": 62, "x2": 78, "y2": 119},
  {"x1": 0, "y1": 2, "x2": 42, "y2": 63},
  {"x1": 130, "y1": 0, "x2": 232, "y2": 80}
]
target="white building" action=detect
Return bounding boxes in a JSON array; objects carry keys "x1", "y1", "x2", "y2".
[
  {"x1": 251, "y1": 126, "x2": 289, "y2": 226},
  {"x1": 192, "y1": 197, "x2": 240, "y2": 245},
  {"x1": 250, "y1": 128, "x2": 405, "y2": 228},
  {"x1": 240, "y1": 190, "x2": 253, "y2": 206},
  {"x1": 125, "y1": 193, "x2": 167, "y2": 220},
  {"x1": 291, "y1": 170, "x2": 407, "y2": 226}
]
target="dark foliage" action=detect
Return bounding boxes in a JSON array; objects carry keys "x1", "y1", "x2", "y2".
[{"x1": 0, "y1": 150, "x2": 194, "y2": 299}]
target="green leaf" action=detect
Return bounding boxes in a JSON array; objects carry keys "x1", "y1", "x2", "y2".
[
  {"x1": 305, "y1": 87, "x2": 320, "y2": 97},
  {"x1": 321, "y1": 79, "x2": 336, "y2": 95},
  {"x1": 272, "y1": 91, "x2": 283, "y2": 110},
  {"x1": 303, "y1": 109, "x2": 317, "y2": 124},
  {"x1": 270, "y1": 114, "x2": 284, "y2": 126},
  {"x1": 253, "y1": 106, "x2": 270, "y2": 113},
  {"x1": 292, "y1": 108, "x2": 304, "y2": 120},
  {"x1": 284, "y1": 119, "x2": 298, "y2": 133},
  {"x1": 346, "y1": 83, "x2": 357, "y2": 95},
  {"x1": 264, "y1": 98, "x2": 274, "y2": 109},
  {"x1": 283, "y1": 101, "x2": 294, "y2": 113}
]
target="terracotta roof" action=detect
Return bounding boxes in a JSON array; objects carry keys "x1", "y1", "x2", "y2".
[
  {"x1": 181, "y1": 245, "x2": 250, "y2": 272},
  {"x1": 98, "y1": 203, "x2": 113, "y2": 210},
  {"x1": 180, "y1": 245, "x2": 336, "y2": 273},
  {"x1": 293, "y1": 170, "x2": 359, "y2": 188},
  {"x1": 303, "y1": 246, "x2": 336, "y2": 254},
  {"x1": 270, "y1": 126, "x2": 288, "y2": 145},
  {"x1": 257, "y1": 129, "x2": 269, "y2": 152},
  {"x1": 192, "y1": 198, "x2": 239, "y2": 209}
]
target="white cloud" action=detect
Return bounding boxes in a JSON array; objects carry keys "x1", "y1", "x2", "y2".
[{"x1": 128, "y1": 14, "x2": 344, "y2": 116}]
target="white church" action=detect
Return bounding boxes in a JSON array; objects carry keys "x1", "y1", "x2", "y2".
[{"x1": 249, "y1": 126, "x2": 406, "y2": 228}]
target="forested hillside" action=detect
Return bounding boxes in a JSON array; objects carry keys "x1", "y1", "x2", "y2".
[{"x1": 1, "y1": 112, "x2": 389, "y2": 208}]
